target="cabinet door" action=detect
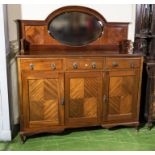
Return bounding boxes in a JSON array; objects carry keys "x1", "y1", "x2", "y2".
[
  {"x1": 104, "y1": 70, "x2": 140, "y2": 122},
  {"x1": 21, "y1": 71, "x2": 64, "y2": 129},
  {"x1": 65, "y1": 72, "x2": 102, "y2": 126}
]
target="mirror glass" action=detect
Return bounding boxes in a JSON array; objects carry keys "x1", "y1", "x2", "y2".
[{"x1": 48, "y1": 11, "x2": 104, "y2": 46}]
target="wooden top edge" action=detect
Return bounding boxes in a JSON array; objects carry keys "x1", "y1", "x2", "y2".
[{"x1": 16, "y1": 51, "x2": 143, "y2": 58}]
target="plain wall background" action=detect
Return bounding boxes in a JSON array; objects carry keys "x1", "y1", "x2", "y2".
[
  {"x1": 7, "y1": 5, "x2": 21, "y2": 41},
  {"x1": 0, "y1": 4, "x2": 11, "y2": 141}
]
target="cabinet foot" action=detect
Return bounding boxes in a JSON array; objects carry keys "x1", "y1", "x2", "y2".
[
  {"x1": 19, "y1": 133, "x2": 27, "y2": 144},
  {"x1": 135, "y1": 125, "x2": 139, "y2": 132},
  {"x1": 135, "y1": 126, "x2": 139, "y2": 132},
  {"x1": 147, "y1": 122, "x2": 153, "y2": 130}
]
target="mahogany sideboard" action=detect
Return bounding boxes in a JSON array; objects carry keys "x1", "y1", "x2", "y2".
[{"x1": 16, "y1": 6, "x2": 143, "y2": 142}]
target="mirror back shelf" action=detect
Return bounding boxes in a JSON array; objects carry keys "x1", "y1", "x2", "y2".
[{"x1": 17, "y1": 6, "x2": 129, "y2": 54}]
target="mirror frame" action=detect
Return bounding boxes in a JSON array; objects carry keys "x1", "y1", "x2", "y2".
[
  {"x1": 45, "y1": 6, "x2": 106, "y2": 25},
  {"x1": 45, "y1": 6, "x2": 106, "y2": 46}
]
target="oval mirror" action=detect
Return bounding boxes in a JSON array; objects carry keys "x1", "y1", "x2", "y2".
[{"x1": 48, "y1": 11, "x2": 104, "y2": 46}]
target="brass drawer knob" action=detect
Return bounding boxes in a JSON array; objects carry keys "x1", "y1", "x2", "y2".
[
  {"x1": 73, "y1": 63, "x2": 78, "y2": 69},
  {"x1": 51, "y1": 64, "x2": 56, "y2": 70},
  {"x1": 112, "y1": 62, "x2": 119, "y2": 67},
  {"x1": 92, "y1": 62, "x2": 96, "y2": 69},
  {"x1": 30, "y1": 63, "x2": 34, "y2": 70}
]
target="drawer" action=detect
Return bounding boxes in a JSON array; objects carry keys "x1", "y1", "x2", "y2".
[
  {"x1": 105, "y1": 58, "x2": 141, "y2": 69},
  {"x1": 66, "y1": 59, "x2": 103, "y2": 70},
  {"x1": 20, "y1": 59, "x2": 63, "y2": 71}
]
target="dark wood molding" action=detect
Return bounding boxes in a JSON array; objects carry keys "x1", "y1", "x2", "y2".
[
  {"x1": 145, "y1": 61, "x2": 155, "y2": 129},
  {"x1": 134, "y1": 4, "x2": 155, "y2": 126}
]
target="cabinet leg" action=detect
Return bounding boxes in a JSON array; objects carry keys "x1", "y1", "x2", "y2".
[
  {"x1": 135, "y1": 124, "x2": 139, "y2": 132},
  {"x1": 147, "y1": 122, "x2": 153, "y2": 130},
  {"x1": 19, "y1": 133, "x2": 27, "y2": 144}
]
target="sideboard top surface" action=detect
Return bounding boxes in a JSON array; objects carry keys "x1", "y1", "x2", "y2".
[{"x1": 17, "y1": 50, "x2": 143, "y2": 58}]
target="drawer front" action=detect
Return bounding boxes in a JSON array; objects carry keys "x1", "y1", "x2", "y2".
[
  {"x1": 66, "y1": 59, "x2": 103, "y2": 70},
  {"x1": 20, "y1": 59, "x2": 63, "y2": 71},
  {"x1": 105, "y1": 58, "x2": 141, "y2": 69}
]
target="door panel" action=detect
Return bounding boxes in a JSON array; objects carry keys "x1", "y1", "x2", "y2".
[
  {"x1": 22, "y1": 71, "x2": 64, "y2": 129},
  {"x1": 105, "y1": 70, "x2": 139, "y2": 122},
  {"x1": 29, "y1": 79, "x2": 59, "y2": 123},
  {"x1": 69, "y1": 78, "x2": 98, "y2": 118},
  {"x1": 65, "y1": 72, "x2": 102, "y2": 125}
]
